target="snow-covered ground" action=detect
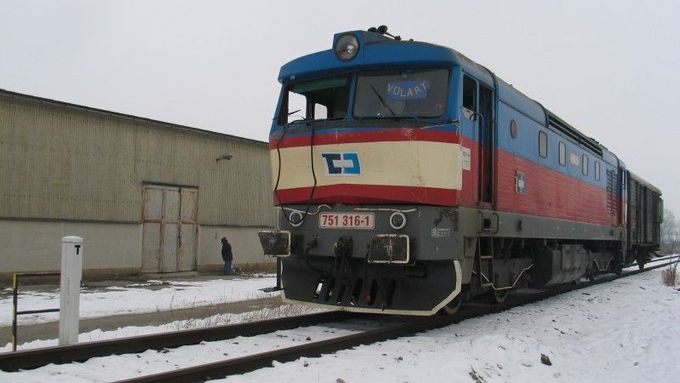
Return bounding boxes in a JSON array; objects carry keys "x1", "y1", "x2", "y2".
[
  {"x1": 220, "y1": 267, "x2": 680, "y2": 383},
  {"x1": 1, "y1": 316, "x2": 369, "y2": 383},
  {"x1": 0, "y1": 304, "x2": 324, "y2": 353},
  {"x1": 0, "y1": 276, "x2": 278, "y2": 327},
  {"x1": 1, "y1": 267, "x2": 678, "y2": 382}
]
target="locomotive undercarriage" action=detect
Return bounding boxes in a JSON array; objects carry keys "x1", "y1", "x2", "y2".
[
  {"x1": 259, "y1": 205, "x2": 628, "y2": 315},
  {"x1": 461, "y1": 208, "x2": 626, "y2": 300},
  {"x1": 464, "y1": 237, "x2": 622, "y2": 304}
]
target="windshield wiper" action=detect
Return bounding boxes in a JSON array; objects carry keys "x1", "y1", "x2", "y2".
[
  {"x1": 360, "y1": 113, "x2": 421, "y2": 122},
  {"x1": 370, "y1": 85, "x2": 396, "y2": 116}
]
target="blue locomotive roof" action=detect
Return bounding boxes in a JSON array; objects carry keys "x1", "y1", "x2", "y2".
[
  {"x1": 279, "y1": 31, "x2": 548, "y2": 126},
  {"x1": 495, "y1": 77, "x2": 546, "y2": 126},
  {"x1": 279, "y1": 30, "x2": 610, "y2": 160},
  {"x1": 279, "y1": 30, "x2": 493, "y2": 84}
]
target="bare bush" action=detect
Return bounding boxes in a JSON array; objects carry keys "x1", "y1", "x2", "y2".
[
  {"x1": 661, "y1": 209, "x2": 680, "y2": 253},
  {"x1": 662, "y1": 263, "x2": 677, "y2": 287}
]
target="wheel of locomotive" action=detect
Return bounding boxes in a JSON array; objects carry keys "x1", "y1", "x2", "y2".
[
  {"x1": 491, "y1": 289, "x2": 509, "y2": 304},
  {"x1": 439, "y1": 296, "x2": 463, "y2": 315}
]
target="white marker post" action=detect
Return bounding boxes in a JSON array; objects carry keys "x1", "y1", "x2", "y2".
[{"x1": 59, "y1": 236, "x2": 83, "y2": 346}]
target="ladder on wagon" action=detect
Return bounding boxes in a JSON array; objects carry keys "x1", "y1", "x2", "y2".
[
  {"x1": 477, "y1": 237, "x2": 495, "y2": 289},
  {"x1": 476, "y1": 237, "x2": 513, "y2": 303}
]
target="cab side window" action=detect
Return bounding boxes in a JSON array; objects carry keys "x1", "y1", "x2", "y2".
[
  {"x1": 559, "y1": 141, "x2": 566, "y2": 166},
  {"x1": 462, "y1": 75, "x2": 477, "y2": 119},
  {"x1": 582, "y1": 154, "x2": 589, "y2": 176},
  {"x1": 538, "y1": 131, "x2": 548, "y2": 158},
  {"x1": 279, "y1": 77, "x2": 350, "y2": 124}
]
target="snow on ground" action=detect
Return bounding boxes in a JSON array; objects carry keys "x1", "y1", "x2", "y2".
[
  {"x1": 0, "y1": 304, "x2": 324, "y2": 353},
  {"x1": 0, "y1": 315, "x2": 372, "y2": 383},
  {"x1": 0, "y1": 276, "x2": 278, "y2": 326},
  {"x1": 1, "y1": 267, "x2": 678, "y2": 382},
  {"x1": 216, "y1": 267, "x2": 679, "y2": 383}
]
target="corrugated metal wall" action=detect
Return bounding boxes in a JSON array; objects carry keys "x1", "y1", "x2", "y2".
[{"x1": 0, "y1": 92, "x2": 275, "y2": 227}]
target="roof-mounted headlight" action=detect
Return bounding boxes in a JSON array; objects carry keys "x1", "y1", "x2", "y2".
[{"x1": 335, "y1": 34, "x2": 359, "y2": 61}]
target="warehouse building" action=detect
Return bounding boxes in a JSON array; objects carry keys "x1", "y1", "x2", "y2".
[{"x1": 0, "y1": 89, "x2": 275, "y2": 281}]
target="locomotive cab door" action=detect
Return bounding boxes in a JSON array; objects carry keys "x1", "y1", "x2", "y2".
[
  {"x1": 462, "y1": 74, "x2": 495, "y2": 208},
  {"x1": 478, "y1": 84, "x2": 495, "y2": 207}
]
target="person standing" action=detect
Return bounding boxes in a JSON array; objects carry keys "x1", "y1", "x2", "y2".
[{"x1": 221, "y1": 237, "x2": 233, "y2": 275}]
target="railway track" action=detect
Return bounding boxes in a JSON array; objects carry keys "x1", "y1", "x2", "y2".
[
  {"x1": 1, "y1": 255, "x2": 677, "y2": 382},
  {"x1": 113, "y1": 255, "x2": 678, "y2": 383},
  {"x1": 0, "y1": 310, "x2": 359, "y2": 371}
]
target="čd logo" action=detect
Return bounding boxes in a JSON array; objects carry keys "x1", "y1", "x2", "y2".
[{"x1": 321, "y1": 152, "x2": 361, "y2": 175}]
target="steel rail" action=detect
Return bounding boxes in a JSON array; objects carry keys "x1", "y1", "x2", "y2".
[
  {"x1": 2, "y1": 255, "x2": 677, "y2": 376},
  {"x1": 112, "y1": 256, "x2": 680, "y2": 383},
  {"x1": 646, "y1": 254, "x2": 680, "y2": 264},
  {"x1": 0, "y1": 311, "x2": 357, "y2": 372}
]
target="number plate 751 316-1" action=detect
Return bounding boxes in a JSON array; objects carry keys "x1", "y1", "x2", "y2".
[{"x1": 319, "y1": 213, "x2": 375, "y2": 229}]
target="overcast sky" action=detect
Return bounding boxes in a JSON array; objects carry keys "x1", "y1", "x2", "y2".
[{"x1": 1, "y1": 0, "x2": 679, "y2": 213}]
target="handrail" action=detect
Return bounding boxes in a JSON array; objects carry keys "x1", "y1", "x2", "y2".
[{"x1": 11, "y1": 272, "x2": 60, "y2": 352}]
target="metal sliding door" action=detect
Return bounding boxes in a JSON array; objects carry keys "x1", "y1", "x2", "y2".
[{"x1": 142, "y1": 185, "x2": 198, "y2": 272}]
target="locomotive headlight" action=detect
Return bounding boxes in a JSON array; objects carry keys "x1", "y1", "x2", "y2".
[
  {"x1": 335, "y1": 34, "x2": 359, "y2": 61},
  {"x1": 389, "y1": 211, "x2": 407, "y2": 230}
]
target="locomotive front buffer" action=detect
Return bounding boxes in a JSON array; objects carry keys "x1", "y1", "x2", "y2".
[
  {"x1": 258, "y1": 207, "x2": 462, "y2": 316},
  {"x1": 258, "y1": 230, "x2": 292, "y2": 257}
]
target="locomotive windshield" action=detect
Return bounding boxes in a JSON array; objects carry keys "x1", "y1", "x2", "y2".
[
  {"x1": 354, "y1": 69, "x2": 449, "y2": 118},
  {"x1": 280, "y1": 76, "x2": 350, "y2": 124},
  {"x1": 277, "y1": 68, "x2": 449, "y2": 125}
]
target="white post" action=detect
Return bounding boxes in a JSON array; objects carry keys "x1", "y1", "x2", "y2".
[{"x1": 59, "y1": 236, "x2": 83, "y2": 346}]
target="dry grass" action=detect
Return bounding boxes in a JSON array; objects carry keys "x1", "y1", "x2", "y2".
[
  {"x1": 234, "y1": 262, "x2": 277, "y2": 274},
  {"x1": 662, "y1": 263, "x2": 678, "y2": 287},
  {"x1": 177, "y1": 304, "x2": 326, "y2": 330}
]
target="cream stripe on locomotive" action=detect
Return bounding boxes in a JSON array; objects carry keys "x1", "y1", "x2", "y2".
[{"x1": 271, "y1": 140, "x2": 463, "y2": 190}]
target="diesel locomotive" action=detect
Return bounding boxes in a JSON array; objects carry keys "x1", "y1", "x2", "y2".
[{"x1": 258, "y1": 26, "x2": 662, "y2": 316}]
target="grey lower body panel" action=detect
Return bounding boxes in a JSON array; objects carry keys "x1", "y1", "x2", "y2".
[
  {"x1": 280, "y1": 257, "x2": 461, "y2": 316},
  {"x1": 459, "y1": 207, "x2": 624, "y2": 241},
  {"x1": 269, "y1": 204, "x2": 623, "y2": 315}
]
